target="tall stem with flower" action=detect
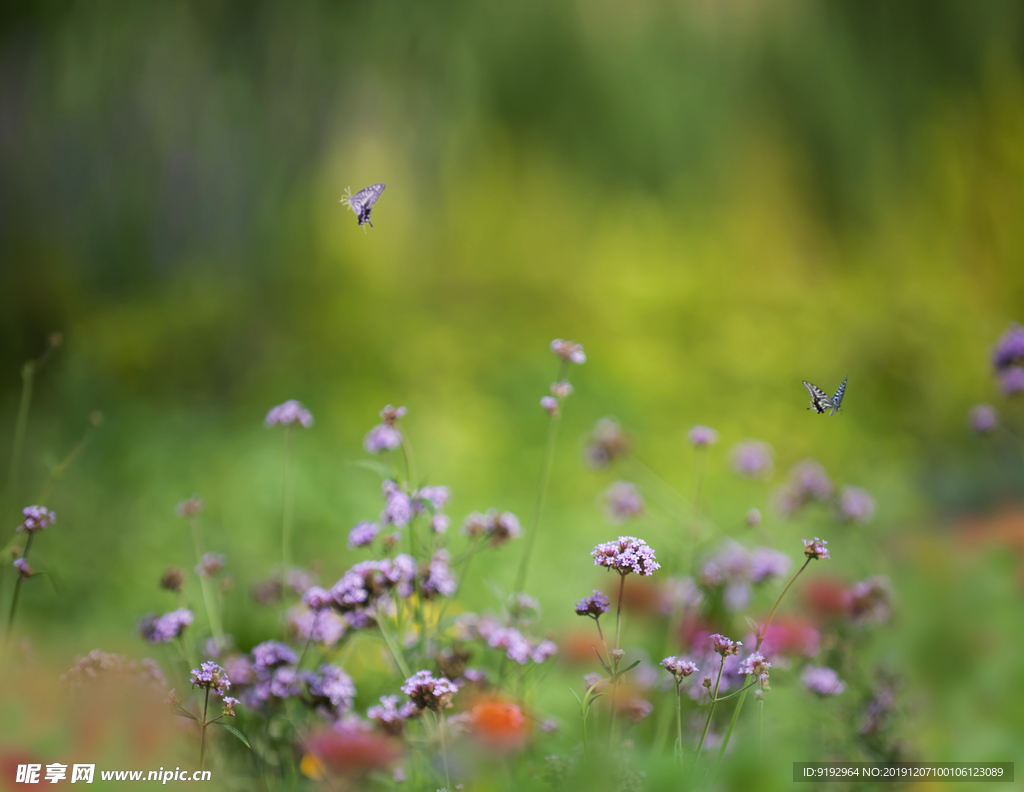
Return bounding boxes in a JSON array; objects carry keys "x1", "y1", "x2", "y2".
[
  {"x1": 264, "y1": 400, "x2": 313, "y2": 581},
  {"x1": 4, "y1": 506, "x2": 54, "y2": 645}
]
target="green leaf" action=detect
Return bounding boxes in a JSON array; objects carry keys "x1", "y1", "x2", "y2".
[
  {"x1": 345, "y1": 459, "x2": 396, "y2": 480},
  {"x1": 213, "y1": 722, "x2": 251, "y2": 748},
  {"x1": 617, "y1": 660, "x2": 642, "y2": 677},
  {"x1": 174, "y1": 707, "x2": 200, "y2": 722},
  {"x1": 569, "y1": 688, "x2": 583, "y2": 707}
]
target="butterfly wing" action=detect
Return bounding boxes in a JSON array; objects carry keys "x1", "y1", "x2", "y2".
[
  {"x1": 802, "y1": 381, "x2": 834, "y2": 414},
  {"x1": 347, "y1": 183, "x2": 386, "y2": 226},
  {"x1": 829, "y1": 377, "x2": 848, "y2": 416}
]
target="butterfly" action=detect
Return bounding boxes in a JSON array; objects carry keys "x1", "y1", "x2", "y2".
[
  {"x1": 341, "y1": 183, "x2": 386, "y2": 227},
  {"x1": 802, "y1": 377, "x2": 848, "y2": 416}
]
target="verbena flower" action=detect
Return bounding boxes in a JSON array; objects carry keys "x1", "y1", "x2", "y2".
[
  {"x1": 140, "y1": 608, "x2": 194, "y2": 644},
  {"x1": 222, "y1": 697, "x2": 239, "y2": 716},
  {"x1": 175, "y1": 496, "x2": 203, "y2": 518},
  {"x1": 710, "y1": 634, "x2": 742, "y2": 657},
  {"x1": 574, "y1": 589, "x2": 610, "y2": 618},
  {"x1": 160, "y1": 567, "x2": 185, "y2": 591},
  {"x1": 302, "y1": 585, "x2": 335, "y2": 610},
  {"x1": 688, "y1": 425, "x2": 719, "y2": 447},
  {"x1": 264, "y1": 400, "x2": 314, "y2": 428},
  {"x1": 803, "y1": 537, "x2": 831, "y2": 560},
  {"x1": 730, "y1": 441, "x2": 774, "y2": 479},
  {"x1": 750, "y1": 547, "x2": 792, "y2": 583},
  {"x1": 738, "y1": 652, "x2": 771, "y2": 677},
  {"x1": 550, "y1": 380, "x2": 573, "y2": 399},
  {"x1": 251, "y1": 640, "x2": 298, "y2": 672},
  {"x1": 401, "y1": 670, "x2": 458, "y2": 712},
  {"x1": 591, "y1": 536, "x2": 660, "y2": 576},
  {"x1": 838, "y1": 486, "x2": 876, "y2": 524},
  {"x1": 429, "y1": 514, "x2": 451, "y2": 534},
  {"x1": 661, "y1": 656, "x2": 699, "y2": 678},
  {"x1": 584, "y1": 417, "x2": 630, "y2": 468},
  {"x1": 993, "y1": 322, "x2": 1024, "y2": 370},
  {"x1": 368, "y1": 694, "x2": 418, "y2": 736},
  {"x1": 540, "y1": 396, "x2": 559, "y2": 416},
  {"x1": 550, "y1": 339, "x2": 586, "y2": 365},
  {"x1": 194, "y1": 552, "x2": 227, "y2": 578},
  {"x1": 13, "y1": 557, "x2": 33, "y2": 578},
  {"x1": 347, "y1": 521, "x2": 380, "y2": 549},
  {"x1": 968, "y1": 404, "x2": 999, "y2": 434},
  {"x1": 18, "y1": 505, "x2": 55, "y2": 533},
  {"x1": 600, "y1": 481, "x2": 645, "y2": 524},
  {"x1": 381, "y1": 482, "x2": 413, "y2": 527},
  {"x1": 746, "y1": 508, "x2": 762, "y2": 527},
  {"x1": 582, "y1": 672, "x2": 607, "y2": 691},
  {"x1": 618, "y1": 697, "x2": 654, "y2": 723},
  {"x1": 363, "y1": 405, "x2": 406, "y2": 454},
  {"x1": 460, "y1": 509, "x2": 521, "y2": 546},
  {"x1": 190, "y1": 661, "x2": 231, "y2": 696},
  {"x1": 329, "y1": 556, "x2": 417, "y2": 625},
  {"x1": 307, "y1": 664, "x2": 357, "y2": 718},
  {"x1": 420, "y1": 550, "x2": 458, "y2": 599},
  {"x1": 1000, "y1": 366, "x2": 1024, "y2": 396},
  {"x1": 413, "y1": 486, "x2": 450, "y2": 511},
  {"x1": 288, "y1": 607, "x2": 347, "y2": 647},
  {"x1": 802, "y1": 665, "x2": 846, "y2": 696},
  {"x1": 846, "y1": 576, "x2": 892, "y2": 624},
  {"x1": 775, "y1": 460, "x2": 833, "y2": 516}
]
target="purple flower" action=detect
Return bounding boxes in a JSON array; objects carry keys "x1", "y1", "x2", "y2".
[
  {"x1": 540, "y1": 396, "x2": 559, "y2": 416},
  {"x1": 838, "y1": 486, "x2": 876, "y2": 524},
  {"x1": 413, "y1": 486, "x2": 450, "y2": 511},
  {"x1": 429, "y1": 514, "x2": 451, "y2": 534},
  {"x1": 302, "y1": 585, "x2": 334, "y2": 611},
  {"x1": 222, "y1": 697, "x2": 239, "y2": 716},
  {"x1": 194, "y1": 552, "x2": 227, "y2": 578},
  {"x1": 265, "y1": 400, "x2": 314, "y2": 428},
  {"x1": 1000, "y1": 366, "x2": 1024, "y2": 396},
  {"x1": 710, "y1": 634, "x2": 742, "y2": 657},
  {"x1": 591, "y1": 536, "x2": 660, "y2": 576},
  {"x1": 348, "y1": 521, "x2": 380, "y2": 549},
  {"x1": 420, "y1": 550, "x2": 458, "y2": 599},
  {"x1": 775, "y1": 460, "x2": 834, "y2": 516},
  {"x1": 175, "y1": 496, "x2": 203, "y2": 518},
  {"x1": 803, "y1": 537, "x2": 830, "y2": 560},
  {"x1": 487, "y1": 627, "x2": 533, "y2": 664},
  {"x1": 140, "y1": 609, "x2": 194, "y2": 644},
  {"x1": 600, "y1": 481, "x2": 645, "y2": 524},
  {"x1": 550, "y1": 380, "x2": 573, "y2": 399},
  {"x1": 368, "y1": 694, "x2": 418, "y2": 736},
  {"x1": 993, "y1": 323, "x2": 1024, "y2": 370},
  {"x1": 223, "y1": 655, "x2": 255, "y2": 686},
  {"x1": 531, "y1": 640, "x2": 558, "y2": 663},
  {"x1": 847, "y1": 576, "x2": 892, "y2": 624},
  {"x1": 460, "y1": 509, "x2": 521, "y2": 546},
  {"x1": 619, "y1": 697, "x2": 653, "y2": 723},
  {"x1": 18, "y1": 505, "x2": 55, "y2": 533},
  {"x1": 267, "y1": 667, "x2": 301, "y2": 700},
  {"x1": 251, "y1": 640, "x2": 298, "y2": 672},
  {"x1": 401, "y1": 670, "x2": 458, "y2": 712},
  {"x1": 582, "y1": 672, "x2": 607, "y2": 691},
  {"x1": 661, "y1": 656, "x2": 699, "y2": 678},
  {"x1": 381, "y1": 481, "x2": 413, "y2": 527},
  {"x1": 288, "y1": 607, "x2": 347, "y2": 647},
  {"x1": 550, "y1": 339, "x2": 586, "y2": 365},
  {"x1": 308, "y1": 664, "x2": 357, "y2": 717},
  {"x1": 509, "y1": 592, "x2": 541, "y2": 624},
  {"x1": 190, "y1": 661, "x2": 231, "y2": 696},
  {"x1": 738, "y1": 652, "x2": 771, "y2": 677},
  {"x1": 13, "y1": 557, "x2": 32, "y2": 578},
  {"x1": 659, "y1": 576, "x2": 703, "y2": 614},
  {"x1": 688, "y1": 425, "x2": 719, "y2": 447},
  {"x1": 968, "y1": 404, "x2": 999, "y2": 434},
  {"x1": 363, "y1": 405, "x2": 406, "y2": 454},
  {"x1": 730, "y1": 441, "x2": 774, "y2": 479},
  {"x1": 750, "y1": 548, "x2": 792, "y2": 583},
  {"x1": 746, "y1": 508, "x2": 762, "y2": 527},
  {"x1": 802, "y1": 665, "x2": 846, "y2": 696},
  {"x1": 584, "y1": 417, "x2": 630, "y2": 468},
  {"x1": 574, "y1": 589, "x2": 610, "y2": 618},
  {"x1": 329, "y1": 556, "x2": 416, "y2": 623}
]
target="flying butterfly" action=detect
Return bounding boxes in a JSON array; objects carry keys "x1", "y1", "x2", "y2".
[
  {"x1": 341, "y1": 183, "x2": 386, "y2": 228},
  {"x1": 803, "y1": 377, "x2": 848, "y2": 416}
]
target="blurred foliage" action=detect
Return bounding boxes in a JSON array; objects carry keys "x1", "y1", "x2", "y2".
[{"x1": 3, "y1": 0, "x2": 1024, "y2": 789}]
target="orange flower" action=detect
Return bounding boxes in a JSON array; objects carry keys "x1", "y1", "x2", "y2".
[
  {"x1": 468, "y1": 698, "x2": 528, "y2": 752},
  {"x1": 305, "y1": 727, "x2": 402, "y2": 777}
]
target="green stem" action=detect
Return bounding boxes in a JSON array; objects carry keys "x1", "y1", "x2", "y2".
[
  {"x1": 756, "y1": 558, "x2": 811, "y2": 651},
  {"x1": 438, "y1": 712, "x2": 452, "y2": 791},
  {"x1": 281, "y1": 427, "x2": 294, "y2": 575},
  {"x1": 758, "y1": 695, "x2": 764, "y2": 759},
  {"x1": 4, "y1": 532, "x2": 35, "y2": 645},
  {"x1": 608, "y1": 572, "x2": 627, "y2": 750},
  {"x1": 376, "y1": 604, "x2": 411, "y2": 679},
  {"x1": 695, "y1": 656, "x2": 724, "y2": 757},
  {"x1": 714, "y1": 681, "x2": 748, "y2": 774},
  {"x1": 190, "y1": 517, "x2": 224, "y2": 649},
  {"x1": 693, "y1": 447, "x2": 707, "y2": 514},
  {"x1": 199, "y1": 686, "x2": 210, "y2": 771},
  {"x1": 675, "y1": 680, "x2": 683, "y2": 763},
  {"x1": 5, "y1": 362, "x2": 34, "y2": 523},
  {"x1": 399, "y1": 428, "x2": 417, "y2": 488},
  {"x1": 514, "y1": 360, "x2": 568, "y2": 593}
]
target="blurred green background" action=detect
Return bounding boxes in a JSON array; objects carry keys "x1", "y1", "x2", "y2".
[{"x1": 3, "y1": 0, "x2": 1024, "y2": 788}]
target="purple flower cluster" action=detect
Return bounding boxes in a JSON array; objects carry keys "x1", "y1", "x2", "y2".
[
  {"x1": 846, "y1": 576, "x2": 892, "y2": 624},
  {"x1": 265, "y1": 400, "x2": 314, "y2": 428},
  {"x1": 968, "y1": 404, "x2": 999, "y2": 434},
  {"x1": 661, "y1": 656, "x2": 699, "y2": 679},
  {"x1": 699, "y1": 541, "x2": 791, "y2": 611},
  {"x1": 775, "y1": 459, "x2": 834, "y2": 515},
  {"x1": 1000, "y1": 367, "x2": 1024, "y2": 396},
  {"x1": 13, "y1": 557, "x2": 32, "y2": 578},
  {"x1": 802, "y1": 665, "x2": 846, "y2": 696},
  {"x1": 710, "y1": 633, "x2": 742, "y2": 657},
  {"x1": 730, "y1": 441, "x2": 774, "y2": 479},
  {"x1": 456, "y1": 614, "x2": 558, "y2": 665},
  {"x1": 413, "y1": 486, "x2": 450, "y2": 511},
  {"x1": 252, "y1": 640, "x2": 297, "y2": 671},
  {"x1": 574, "y1": 589, "x2": 610, "y2": 618},
  {"x1": 194, "y1": 552, "x2": 227, "y2": 578},
  {"x1": 838, "y1": 486, "x2": 876, "y2": 524},
  {"x1": 140, "y1": 609, "x2": 194, "y2": 644},
  {"x1": 540, "y1": 396, "x2": 559, "y2": 416},
  {"x1": 738, "y1": 652, "x2": 772, "y2": 688},
  {"x1": 18, "y1": 505, "x2": 55, "y2": 533},
  {"x1": 175, "y1": 496, "x2": 203, "y2": 519},
  {"x1": 363, "y1": 405, "x2": 406, "y2": 454},
  {"x1": 307, "y1": 664, "x2": 357, "y2": 718},
  {"x1": 368, "y1": 694, "x2": 419, "y2": 736},
  {"x1": 190, "y1": 661, "x2": 231, "y2": 696},
  {"x1": 803, "y1": 537, "x2": 831, "y2": 560},
  {"x1": 688, "y1": 425, "x2": 719, "y2": 448},
  {"x1": 600, "y1": 481, "x2": 645, "y2": 524},
  {"x1": 550, "y1": 339, "x2": 586, "y2": 365},
  {"x1": 329, "y1": 556, "x2": 416, "y2": 627},
  {"x1": 420, "y1": 550, "x2": 458, "y2": 599},
  {"x1": 288, "y1": 607, "x2": 347, "y2": 647},
  {"x1": 591, "y1": 536, "x2": 660, "y2": 576},
  {"x1": 401, "y1": 670, "x2": 458, "y2": 712},
  {"x1": 993, "y1": 323, "x2": 1024, "y2": 371},
  {"x1": 381, "y1": 481, "x2": 413, "y2": 527},
  {"x1": 460, "y1": 509, "x2": 521, "y2": 546},
  {"x1": 347, "y1": 521, "x2": 380, "y2": 549},
  {"x1": 584, "y1": 417, "x2": 630, "y2": 468}
]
